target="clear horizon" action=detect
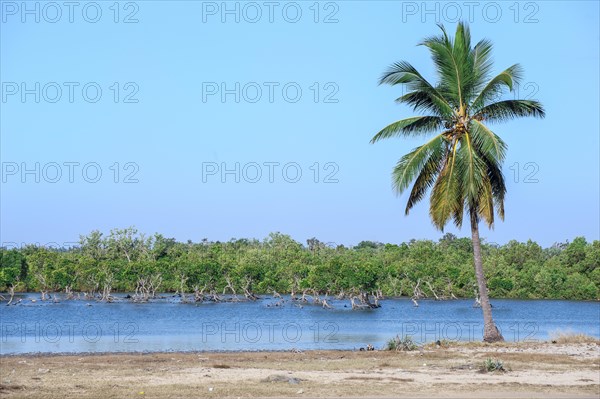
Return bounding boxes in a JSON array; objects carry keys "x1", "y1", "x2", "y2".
[{"x1": 0, "y1": 227, "x2": 595, "y2": 250}]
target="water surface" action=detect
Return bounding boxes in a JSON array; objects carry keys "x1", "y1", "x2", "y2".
[{"x1": 1, "y1": 294, "x2": 598, "y2": 354}]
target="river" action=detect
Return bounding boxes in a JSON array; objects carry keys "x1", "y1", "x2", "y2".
[{"x1": 1, "y1": 294, "x2": 598, "y2": 354}]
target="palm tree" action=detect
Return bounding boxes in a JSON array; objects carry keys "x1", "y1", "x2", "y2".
[{"x1": 371, "y1": 22, "x2": 545, "y2": 342}]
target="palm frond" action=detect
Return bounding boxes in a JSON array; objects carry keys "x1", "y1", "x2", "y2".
[
  {"x1": 474, "y1": 100, "x2": 545, "y2": 123},
  {"x1": 371, "y1": 116, "x2": 443, "y2": 143},
  {"x1": 471, "y1": 64, "x2": 523, "y2": 110},
  {"x1": 405, "y1": 141, "x2": 444, "y2": 214},
  {"x1": 453, "y1": 22, "x2": 472, "y2": 69},
  {"x1": 476, "y1": 176, "x2": 495, "y2": 227},
  {"x1": 422, "y1": 23, "x2": 486, "y2": 110},
  {"x1": 471, "y1": 39, "x2": 494, "y2": 88},
  {"x1": 469, "y1": 119, "x2": 507, "y2": 162},
  {"x1": 395, "y1": 91, "x2": 454, "y2": 117},
  {"x1": 379, "y1": 61, "x2": 431, "y2": 87},
  {"x1": 429, "y1": 141, "x2": 461, "y2": 229},
  {"x1": 419, "y1": 23, "x2": 451, "y2": 49},
  {"x1": 391, "y1": 134, "x2": 445, "y2": 194},
  {"x1": 451, "y1": 199, "x2": 465, "y2": 227},
  {"x1": 379, "y1": 61, "x2": 455, "y2": 115},
  {"x1": 420, "y1": 39, "x2": 464, "y2": 108},
  {"x1": 457, "y1": 133, "x2": 487, "y2": 208},
  {"x1": 481, "y1": 154, "x2": 506, "y2": 221}
]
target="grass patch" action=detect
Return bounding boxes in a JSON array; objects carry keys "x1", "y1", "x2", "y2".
[
  {"x1": 423, "y1": 339, "x2": 454, "y2": 349},
  {"x1": 549, "y1": 331, "x2": 600, "y2": 344},
  {"x1": 386, "y1": 335, "x2": 418, "y2": 351},
  {"x1": 480, "y1": 358, "x2": 506, "y2": 373},
  {"x1": 211, "y1": 364, "x2": 231, "y2": 369}
]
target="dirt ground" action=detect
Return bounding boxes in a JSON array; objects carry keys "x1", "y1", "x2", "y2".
[{"x1": 1, "y1": 342, "x2": 598, "y2": 398}]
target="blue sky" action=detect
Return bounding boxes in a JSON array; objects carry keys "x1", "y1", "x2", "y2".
[{"x1": 1, "y1": 1, "x2": 599, "y2": 247}]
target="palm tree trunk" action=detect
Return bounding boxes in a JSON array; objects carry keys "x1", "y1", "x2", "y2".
[{"x1": 470, "y1": 210, "x2": 504, "y2": 343}]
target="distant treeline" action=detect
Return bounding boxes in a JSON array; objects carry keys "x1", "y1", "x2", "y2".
[{"x1": 1, "y1": 228, "x2": 598, "y2": 300}]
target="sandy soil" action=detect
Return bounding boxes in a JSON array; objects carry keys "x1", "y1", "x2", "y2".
[{"x1": 1, "y1": 342, "x2": 598, "y2": 398}]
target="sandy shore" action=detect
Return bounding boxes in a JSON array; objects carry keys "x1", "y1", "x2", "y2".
[{"x1": 1, "y1": 342, "x2": 598, "y2": 398}]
